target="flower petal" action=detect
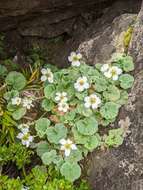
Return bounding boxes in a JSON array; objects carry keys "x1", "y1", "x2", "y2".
[
  {"x1": 65, "y1": 149, "x2": 71, "y2": 157},
  {"x1": 59, "y1": 139, "x2": 66, "y2": 145}
]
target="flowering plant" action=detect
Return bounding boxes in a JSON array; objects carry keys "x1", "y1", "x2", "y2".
[{"x1": 1, "y1": 52, "x2": 134, "y2": 182}]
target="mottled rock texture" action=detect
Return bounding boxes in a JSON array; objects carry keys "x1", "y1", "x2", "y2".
[{"x1": 87, "y1": 1, "x2": 143, "y2": 190}]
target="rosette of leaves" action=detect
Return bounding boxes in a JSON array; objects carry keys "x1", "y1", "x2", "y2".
[
  {"x1": 2, "y1": 71, "x2": 28, "y2": 120},
  {"x1": 104, "y1": 128, "x2": 124, "y2": 147},
  {"x1": 5, "y1": 71, "x2": 27, "y2": 90},
  {"x1": 0, "y1": 52, "x2": 134, "y2": 182},
  {"x1": 111, "y1": 53, "x2": 134, "y2": 72},
  {"x1": 36, "y1": 53, "x2": 135, "y2": 181}
]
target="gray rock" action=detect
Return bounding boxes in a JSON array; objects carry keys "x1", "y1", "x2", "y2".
[
  {"x1": 87, "y1": 1, "x2": 143, "y2": 190},
  {"x1": 0, "y1": 0, "x2": 113, "y2": 32},
  {"x1": 77, "y1": 0, "x2": 141, "y2": 65}
]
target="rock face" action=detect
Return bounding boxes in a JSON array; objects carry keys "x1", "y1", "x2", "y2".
[
  {"x1": 85, "y1": 1, "x2": 143, "y2": 190},
  {"x1": 0, "y1": 0, "x2": 113, "y2": 33},
  {"x1": 0, "y1": 0, "x2": 116, "y2": 67}
]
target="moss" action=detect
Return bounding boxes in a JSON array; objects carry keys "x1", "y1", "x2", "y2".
[{"x1": 123, "y1": 26, "x2": 133, "y2": 50}]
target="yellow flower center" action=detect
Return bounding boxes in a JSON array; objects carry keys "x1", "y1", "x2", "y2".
[
  {"x1": 46, "y1": 72, "x2": 52, "y2": 78},
  {"x1": 73, "y1": 56, "x2": 78, "y2": 61},
  {"x1": 60, "y1": 95, "x2": 65, "y2": 100},
  {"x1": 79, "y1": 80, "x2": 84, "y2": 86},
  {"x1": 23, "y1": 134, "x2": 30, "y2": 141},
  {"x1": 90, "y1": 97, "x2": 96, "y2": 104},
  {"x1": 111, "y1": 69, "x2": 117, "y2": 76},
  {"x1": 64, "y1": 143, "x2": 72, "y2": 149}
]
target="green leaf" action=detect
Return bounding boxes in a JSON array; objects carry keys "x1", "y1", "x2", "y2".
[
  {"x1": 112, "y1": 54, "x2": 134, "y2": 72},
  {"x1": 65, "y1": 149, "x2": 83, "y2": 163},
  {"x1": 92, "y1": 76, "x2": 108, "y2": 92},
  {"x1": 104, "y1": 128, "x2": 124, "y2": 147},
  {"x1": 7, "y1": 102, "x2": 17, "y2": 111},
  {"x1": 95, "y1": 63, "x2": 102, "y2": 70},
  {"x1": 44, "y1": 85, "x2": 55, "y2": 99},
  {"x1": 75, "y1": 91, "x2": 87, "y2": 100},
  {"x1": 103, "y1": 85, "x2": 120, "y2": 102},
  {"x1": 46, "y1": 123, "x2": 67, "y2": 144},
  {"x1": 36, "y1": 142, "x2": 49, "y2": 157},
  {"x1": 61, "y1": 110, "x2": 76, "y2": 123},
  {"x1": 12, "y1": 107, "x2": 26, "y2": 120},
  {"x1": 84, "y1": 134, "x2": 101, "y2": 151},
  {"x1": 5, "y1": 71, "x2": 27, "y2": 90},
  {"x1": 0, "y1": 65, "x2": 7, "y2": 77},
  {"x1": 41, "y1": 150, "x2": 57, "y2": 165},
  {"x1": 4, "y1": 90, "x2": 19, "y2": 101},
  {"x1": 100, "y1": 102, "x2": 119, "y2": 120},
  {"x1": 122, "y1": 56, "x2": 134, "y2": 72},
  {"x1": 41, "y1": 99, "x2": 54, "y2": 111},
  {"x1": 76, "y1": 104, "x2": 93, "y2": 117},
  {"x1": 60, "y1": 162, "x2": 81, "y2": 182},
  {"x1": 72, "y1": 127, "x2": 89, "y2": 145},
  {"x1": 76, "y1": 117, "x2": 98, "y2": 135},
  {"x1": 35, "y1": 118, "x2": 51, "y2": 138},
  {"x1": 119, "y1": 74, "x2": 134, "y2": 89},
  {"x1": 116, "y1": 90, "x2": 128, "y2": 105}
]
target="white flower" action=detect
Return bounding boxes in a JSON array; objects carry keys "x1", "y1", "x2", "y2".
[
  {"x1": 55, "y1": 92, "x2": 68, "y2": 103},
  {"x1": 74, "y1": 76, "x2": 89, "y2": 92},
  {"x1": 101, "y1": 64, "x2": 110, "y2": 72},
  {"x1": 59, "y1": 139, "x2": 77, "y2": 157},
  {"x1": 18, "y1": 124, "x2": 29, "y2": 133},
  {"x1": 22, "y1": 97, "x2": 34, "y2": 110},
  {"x1": 11, "y1": 97, "x2": 22, "y2": 106},
  {"x1": 41, "y1": 68, "x2": 54, "y2": 83},
  {"x1": 58, "y1": 102, "x2": 69, "y2": 113},
  {"x1": 17, "y1": 131, "x2": 33, "y2": 147},
  {"x1": 68, "y1": 52, "x2": 82, "y2": 67},
  {"x1": 84, "y1": 94, "x2": 101, "y2": 109},
  {"x1": 105, "y1": 66, "x2": 122, "y2": 80}
]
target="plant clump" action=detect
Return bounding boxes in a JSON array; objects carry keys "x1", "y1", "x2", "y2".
[{"x1": 0, "y1": 49, "x2": 134, "y2": 183}]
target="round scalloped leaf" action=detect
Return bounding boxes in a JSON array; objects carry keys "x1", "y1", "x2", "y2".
[
  {"x1": 44, "y1": 85, "x2": 55, "y2": 99},
  {"x1": 100, "y1": 102, "x2": 119, "y2": 120},
  {"x1": 5, "y1": 71, "x2": 27, "y2": 90},
  {"x1": 65, "y1": 149, "x2": 83, "y2": 163},
  {"x1": 36, "y1": 141, "x2": 49, "y2": 157},
  {"x1": 76, "y1": 104, "x2": 93, "y2": 117},
  {"x1": 92, "y1": 76, "x2": 108, "y2": 92},
  {"x1": 72, "y1": 127, "x2": 89, "y2": 144},
  {"x1": 12, "y1": 107, "x2": 26, "y2": 120},
  {"x1": 76, "y1": 117, "x2": 98, "y2": 136},
  {"x1": 61, "y1": 110, "x2": 76, "y2": 123},
  {"x1": 60, "y1": 162, "x2": 81, "y2": 182},
  {"x1": 104, "y1": 128, "x2": 124, "y2": 147},
  {"x1": 4, "y1": 90, "x2": 19, "y2": 101},
  {"x1": 7, "y1": 102, "x2": 17, "y2": 111},
  {"x1": 116, "y1": 90, "x2": 128, "y2": 105},
  {"x1": 46, "y1": 123, "x2": 67, "y2": 144},
  {"x1": 41, "y1": 99, "x2": 54, "y2": 111},
  {"x1": 122, "y1": 56, "x2": 134, "y2": 72},
  {"x1": 41, "y1": 150, "x2": 57, "y2": 165},
  {"x1": 112, "y1": 54, "x2": 134, "y2": 72},
  {"x1": 35, "y1": 118, "x2": 51, "y2": 138},
  {"x1": 84, "y1": 134, "x2": 101, "y2": 151},
  {"x1": 119, "y1": 74, "x2": 134, "y2": 89},
  {"x1": 103, "y1": 85, "x2": 120, "y2": 102}
]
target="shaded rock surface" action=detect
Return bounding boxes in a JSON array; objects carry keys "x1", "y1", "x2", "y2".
[{"x1": 1, "y1": 0, "x2": 141, "y2": 68}]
